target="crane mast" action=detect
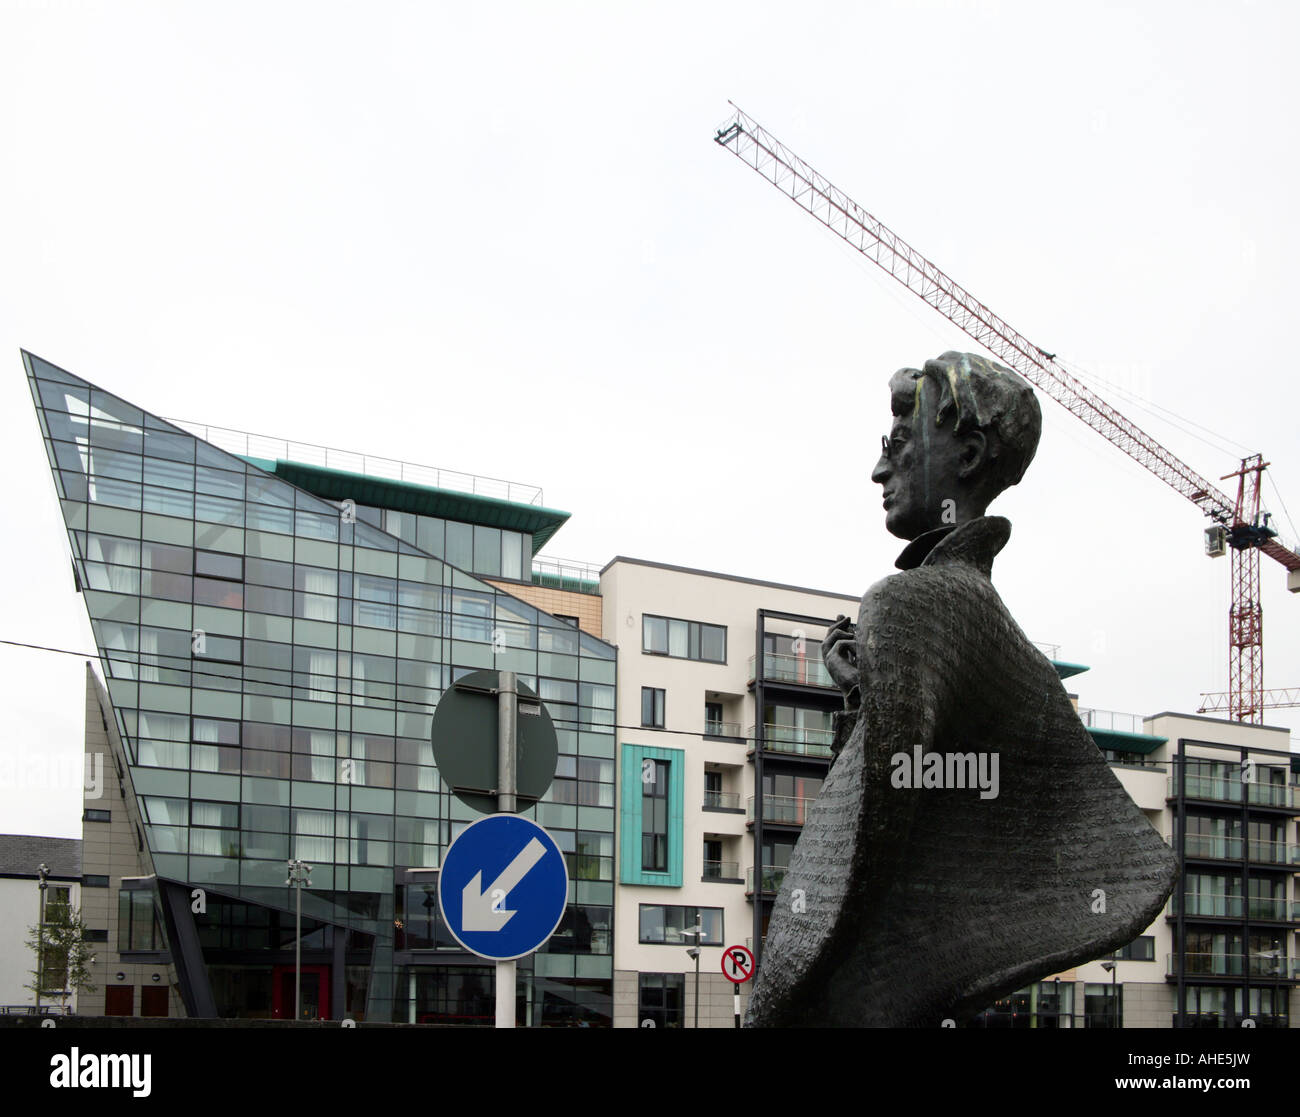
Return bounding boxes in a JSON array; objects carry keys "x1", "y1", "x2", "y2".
[{"x1": 714, "y1": 103, "x2": 1300, "y2": 723}]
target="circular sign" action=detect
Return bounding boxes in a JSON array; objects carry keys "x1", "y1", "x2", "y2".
[
  {"x1": 437, "y1": 814, "x2": 569, "y2": 961},
  {"x1": 721, "y1": 944, "x2": 756, "y2": 984},
  {"x1": 431, "y1": 669, "x2": 558, "y2": 814}
]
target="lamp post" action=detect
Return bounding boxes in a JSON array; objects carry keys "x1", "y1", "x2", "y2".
[
  {"x1": 35, "y1": 863, "x2": 49, "y2": 1014},
  {"x1": 1053, "y1": 976, "x2": 1061, "y2": 1029},
  {"x1": 1101, "y1": 960, "x2": 1118, "y2": 1029},
  {"x1": 285, "y1": 859, "x2": 312, "y2": 1021},
  {"x1": 683, "y1": 921, "x2": 703, "y2": 1028}
]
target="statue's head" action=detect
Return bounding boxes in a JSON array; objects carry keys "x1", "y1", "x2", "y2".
[{"x1": 872, "y1": 351, "x2": 1041, "y2": 541}]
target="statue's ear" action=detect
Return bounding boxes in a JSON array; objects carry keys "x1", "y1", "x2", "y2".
[{"x1": 956, "y1": 430, "x2": 988, "y2": 481}]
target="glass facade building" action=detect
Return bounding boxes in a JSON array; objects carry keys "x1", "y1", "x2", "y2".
[{"x1": 24, "y1": 351, "x2": 617, "y2": 1024}]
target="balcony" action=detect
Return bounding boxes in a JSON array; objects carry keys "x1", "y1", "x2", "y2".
[
  {"x1": 703, "y1": 790, "x2": 741, "y2": 811},
  {"x1": 1170, "y1": 834, "x2": 1299, "y2": 865},
  {"x1": 1167, "y1": 776, "x2": 1298, "y2": 810},
  {"x1": 745, "y1": 866, "x2": 785, "y2": 895},
  {"x1": 747, "y1": 794, "x2": 815, "y2": 826},
  {"x1": 1172, "y1": 834, "x2": 1243, "y2": 861},
  {"x1": 1166, "y1": 953, "x2": 1299, "y2": 979},
  {"x1": 1249, "y1": 840, "x2": 1300, "y2": 866},
  {"x1": 748, "y1": 653, "x2": 835, "y2": 690},
  {"x1": 748, "y1": 724, "x2": 834, "y2": 759},
  {"x1": 702, "y1": 859, "x2": 741, "y2": 883},
  {"x1": 703, "y1": 720, "x2": 743, "y2": 740},
  {"x1": 1170, "y1": 893, "x2": 1291, "y2": 921}
]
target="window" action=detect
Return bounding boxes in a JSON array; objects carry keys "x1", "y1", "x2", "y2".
[
  {"x1": 640, "y1": 687, "x2": 665, "y2": 728},
  {"x1": 642, "y1": 614, "x2": 726, "y2": 664},
  {"x1": 705, "y1": 701, "x2": 723, "y2": 734},
  {"x1": 118, "y1": 889, "x2": 165, "y2": 952},
  {"x1": 555, "y1": 614, "x2": 580, "y2": 629},
  {"x1": 83, "y1": 808, "x2": 111, "y2": 823},
  {"x1": 82, "y1": 928, "x2": 109, "y2": 943},
  {"x1": 642, "y1": 759, "x2": 669, "y2": 871},
  {"x1": 638, "y1": 973, "x2": 684, "y2": 1028},
  {"x1": 704, "y1": 770, "x2": 724, "y2": 809},
  {"x1": 638, "y1": 904, "x2": 724, "y2": 945},
  {"x1": 1113, "y1": 935, "x2": 1155, "y2": 962},
  {"x1": 194, "y1": 550, "x2": 243, "y2": 581},
  {"x1": 1085, "y1": 983, "x2": 1122, "y2": 1028},
  {"x1": 83, "y1": 874, "x2": 110, "y2": 888}
]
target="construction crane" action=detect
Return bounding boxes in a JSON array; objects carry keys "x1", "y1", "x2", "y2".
[{"x1": 714, "y1": 102, "x2": 1300, "y2": 724}]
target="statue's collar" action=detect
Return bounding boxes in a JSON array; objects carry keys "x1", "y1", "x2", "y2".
[{"x1": 893, "y1": 516, "x2": 1012, "y2": 577}]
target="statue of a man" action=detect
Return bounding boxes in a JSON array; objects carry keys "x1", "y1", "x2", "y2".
[{"x1": 746, "y1": 352, "x2": 1177, "y2": 1028}]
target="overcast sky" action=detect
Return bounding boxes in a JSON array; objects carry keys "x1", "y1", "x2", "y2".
[{"x1": 2, "y1": 1, "x2": 1297, "y2": 838}]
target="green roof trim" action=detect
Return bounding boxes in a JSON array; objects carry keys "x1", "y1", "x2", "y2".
[
  {"x1": 1086, "y1": 727, "x2": 1167, "y2": 755},
  {"x1": 1051, "y1": 660, "x2": 1090, "y2": 680},
  {"x1": 261, "y1": 459, "x2": 571, "y2": 554}
]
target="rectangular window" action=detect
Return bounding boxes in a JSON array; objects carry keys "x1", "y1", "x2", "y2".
[
  {"x1": 83, "y1": 808, "x2": 111, "y2": 823},
  {"x1": 1114, "y1": 935, "x2": 1156, "y2": 962},
  {"x1": 641, "y1": 687, "x2": 665, "y2": 728},
  {"x1": 638, "y1": 973, "x2": 685, "y2": 1029},
  {"x1": 638, "y1": 904, "x2": 724, "y2": 945},
  {"x1": 1084, "y1": 983, "x2": 1122, "y2": 1029},
  {"x1": 194, "y1": 550, "x2": 244, "y2": 581},
  {"x1": 642, "y1": 614, "x2": 726, "y2": 663},
  {"x1": 641, "y1": 758, "x2": 669, "y2": 872},
  {"x1": 83, "y1": 874, "x2": 110, "y2": 888},
  {"x1": 82, "y1": 929, "x2": 109, "y2": 943}
]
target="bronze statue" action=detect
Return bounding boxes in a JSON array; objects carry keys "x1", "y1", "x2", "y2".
[{"x1": 747, "y1": 352, "x2": 1178, "y2": 1027}]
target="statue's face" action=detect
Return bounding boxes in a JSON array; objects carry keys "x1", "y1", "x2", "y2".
[{"x1": 871, "y1": 381, "x2": 972, "y2": 541}]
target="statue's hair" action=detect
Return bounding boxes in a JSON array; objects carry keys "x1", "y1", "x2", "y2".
[{"x1": 889, "y1": 351, "x2": 1042, "y2": 491}]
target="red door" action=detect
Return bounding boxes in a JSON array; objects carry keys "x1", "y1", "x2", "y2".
[{"x1": 272, "y1": 965, "x2": 330, "y2": 1020}]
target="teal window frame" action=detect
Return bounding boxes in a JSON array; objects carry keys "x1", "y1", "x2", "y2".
[{"x1": 620, "y1": 743, "x2": 683, "y2": 886}]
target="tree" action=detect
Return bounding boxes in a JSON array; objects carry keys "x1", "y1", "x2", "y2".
[{"x1": 25, "y1": 903, "x2": 97, "y2": 1012}]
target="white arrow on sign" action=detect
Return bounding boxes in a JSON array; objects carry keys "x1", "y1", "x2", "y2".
[{"x1": 461, "y1": 837, "x2": 547, "y2": 932}]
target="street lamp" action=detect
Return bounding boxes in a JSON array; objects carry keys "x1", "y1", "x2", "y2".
[
  {"x1": 35, "y1": 863, "x2": 49, "y2": 1014},
  {"x1": 285, "y1": 859, "x2": 312, "y2": 1021},
  {"x1": 682, "y1": 921, "x2": 703, "y2": 1028},
  {"x1": 1101, "y1": 960, "x2": 1118, "y2": 1029}
]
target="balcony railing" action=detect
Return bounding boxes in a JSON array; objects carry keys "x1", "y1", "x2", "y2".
[
  {"x1": 702, "y1": 860, "x2": 740, "y2": 881},
  {"x1": 1249, "y1": 839, "x2": 1300, "y2": 866},
  {"x1": 747, "y1": 653, "x2": 835, "y2": 689},
  {"x1": 746, "y1": 866, "x2": 786, "y2": 895},
  {"x1": 747, "y1": 794, "x2": 816, "y2": 826},
  {"x1": 1172, "y1": 1012, "x2": 1290, "y2": 1029},
  {"x1": 703, "y1": 720, "x2": 743, "y2": 739},
  {"x1": 167, "y1": 418, "x2": 545, "y2": 505},
  {"x1": 703, "y1": 790, "x2": 741, "y2": 811},
  {"x1": 1167, "y1": 953, "x2": 1299, "y2": 979},
  {"x1": 1078, "y1": 707, "x2": 1148, "y2": 734},
  {"x1": 1171, "y1": 893, "x2": 1290, "y2": 920},
  {"x1": 748, "y1": 724, "x2": 834, "y2": 759},
  {"x1": 1172, "y1": 834, "x2": 1244, "y2": 861},
  {"x1": 1167, "y1": 776, "x2": 1297, "y2": 809}
]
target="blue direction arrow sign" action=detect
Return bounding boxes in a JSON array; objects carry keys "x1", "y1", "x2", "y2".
[{"x1": 437, "y1": 814, "x2": 569, "y2": 961}]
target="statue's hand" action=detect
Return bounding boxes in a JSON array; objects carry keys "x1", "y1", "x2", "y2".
[{"x1": 822, "y1": 615, "x2": 859, "y2": 696}]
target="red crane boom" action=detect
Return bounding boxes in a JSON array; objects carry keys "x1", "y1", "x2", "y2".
[{"x1": 714, "y1": 103, "x2": 1300, "y2": 722}]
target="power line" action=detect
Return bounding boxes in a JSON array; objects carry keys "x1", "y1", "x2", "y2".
[{"x1": 0, "y1": 637, "x2": 794, "y2": 742}]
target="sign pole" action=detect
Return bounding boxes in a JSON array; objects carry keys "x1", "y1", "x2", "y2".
[{"x1": 496, "y1": 670, "x2": 518, "y2": 1030}]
